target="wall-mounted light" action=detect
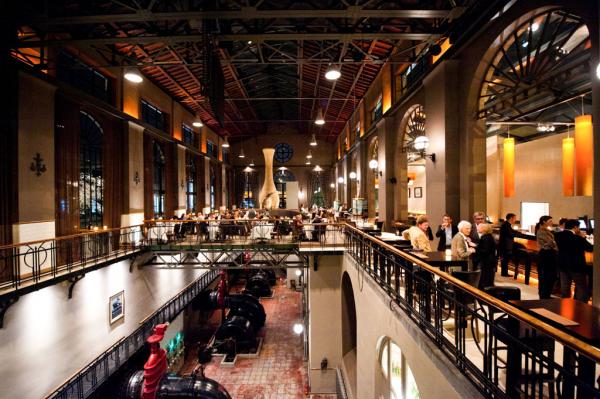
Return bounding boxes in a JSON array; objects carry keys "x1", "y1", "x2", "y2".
[
  {"x1": 411, "y1": 135, "x2": 436, "y2": 162},
  {"x1": 330, "y1": 183, "x2": 335, "y2": 188},
  {"x1": 293, "y1": 323, "x2": 304, "y2": 335},
  {"x1": 338, "y1": 176, "x2": 345, "y2": 184},
  {"x1": 124, "y1": 70, "x2": 143, "y2": 83},
  {"x1": 349, "y1": 171, "x2": 357, "y2": 180},
  {"x1": 310, "y1": 134, "x2": 318, "y2": 146}
]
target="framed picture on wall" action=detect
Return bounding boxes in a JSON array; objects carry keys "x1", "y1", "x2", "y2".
[
  {"x1": 408, "y1": 188, "x2": 412, "y2": 198},
  {"x1": 109, "y1": 291, "x2": 125, "y2": 324},
  {"x1": 414, "y1": 187, "x2": 422, "y2": 198}
]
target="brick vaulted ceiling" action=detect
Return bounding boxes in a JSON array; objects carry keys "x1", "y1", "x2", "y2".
[{"x1": 12, "y1": 0, "x2": 473, "y2": 142}]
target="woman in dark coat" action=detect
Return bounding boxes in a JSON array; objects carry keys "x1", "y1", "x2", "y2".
[{"x1": 476, "y1": 223, "x2": 497, "y2": 289}]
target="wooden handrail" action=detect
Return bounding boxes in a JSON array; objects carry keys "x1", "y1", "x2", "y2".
[
  {"x1": 0, "y1": 224, "x2": 144, "y2": 251},
  {"x1": 344, "y1": 223, "x2": 600, "y2": 363}
]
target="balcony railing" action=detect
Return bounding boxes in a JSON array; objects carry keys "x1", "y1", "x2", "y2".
[
  {"x1": 344, "y1": 224, "x2": 600, "y2": 399},
  {"x1": 0, "y1": 225, "x2": 144, "y2": 296}
]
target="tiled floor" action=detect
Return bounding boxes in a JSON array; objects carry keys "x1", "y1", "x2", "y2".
[{"x1": 182, "y1": 281, "x2": 317, "y2": 399}]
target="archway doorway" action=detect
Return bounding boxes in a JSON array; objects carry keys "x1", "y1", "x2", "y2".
[
  {"x1": 341, "y1": 272, "x2": 357, "y2": 396},
  {"x1": 401, "y1": 105, "x2": 428, "y2": 222}
]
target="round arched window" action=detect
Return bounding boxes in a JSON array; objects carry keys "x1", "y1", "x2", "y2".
[
  {"x1": 274, "y1": 143, "x2": 293, "y2": 163},
  {"x1": 379, "y1": 338, "x2": 420, "y2": 399}
]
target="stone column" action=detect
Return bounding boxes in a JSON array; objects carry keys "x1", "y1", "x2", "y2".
[
  {"x1": 176, "y1": 144, "x2": 186, "y2": 217},
  {"x1": 121, "y1": 121, "x2": 145, "y2": 227},
  {"x1": 204, "y1": 157, "x2": 210, "y2": 211},
  {"x1": 377, "y1": 118, "x2": 395, "y2": 229}
]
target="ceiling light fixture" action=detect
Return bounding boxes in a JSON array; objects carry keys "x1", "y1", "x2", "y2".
[
  {"x1": 310, "y1": 133, "x2": 318, "y2": 146},
  {"x1": 314, "y1": 108, "x2": 325, "y2": 125},
  {"x1": 313, "y1": 165, "x2": 322, "y2": 172},
  {"x1": 325, "y1": 65, "x2": 341, "y2": 80},
  {"x1": 124, "y1": 71, "x2": 143, "y2": 83},
  {"x1": 249, "y1": 159, "x2": 255, "y2": 167},
  {"x1": 243, "y1": 166, "x2": 253, "y2": 173},
  {"x1": 305, "y1": 160, "x2": 311, "y2": 165},
  {"x1": 221, "y1": 137, "x2": 230, "y2": 148},
  {"x1": 238, "y1": 148, "x2": 245, "y2": 158},
  {"x1": 306, "y1": 150, "x2": 313, "y2": 159},
  {"x1": 193, "y1": 120, "x2": 203, "y2": 127}
]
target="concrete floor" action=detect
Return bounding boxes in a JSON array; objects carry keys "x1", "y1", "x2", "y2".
[{"x1": 0, "y1": 259, "x2": 207, "y2": 399}]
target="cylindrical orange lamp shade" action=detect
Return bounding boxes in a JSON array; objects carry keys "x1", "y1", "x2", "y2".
[
  {"x1": 562, "y1": 137, "x2": 575, "y2": 196},
  {"x1": 575, "y1": 115, "x2": 593, "y2": 196},
  {"x1": 503, "y1": 137, "x2": 515, "y2": 197}
]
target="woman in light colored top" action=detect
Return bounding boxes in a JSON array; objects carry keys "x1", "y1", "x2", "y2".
[
  {"x1": 451, "y1": 221, "x2": 476, "y2": 260},
  {"x1": 536, "y1": 215, "x2": 558, "y2": 299},
  {"x1": 408, "y1": 215, "x2": 432, "y2": 252}
]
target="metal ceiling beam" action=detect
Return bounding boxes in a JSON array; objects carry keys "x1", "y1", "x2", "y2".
[
  {"x1": 26, "y1": 8, "x2": 451, "y2": 25},
  {"x1": 16, "y1": 32, "x2": 439, "y2": 48}
]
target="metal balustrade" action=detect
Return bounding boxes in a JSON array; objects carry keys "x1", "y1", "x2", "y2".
[
  {"x1": 45, "y1": 269, "x2": 218, "y2": 399},
  {"x1": 344, "y1": 225, "x2": 600, "y2": 398}
]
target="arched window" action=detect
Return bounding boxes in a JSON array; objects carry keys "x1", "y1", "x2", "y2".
[
  {"x1": 274, "y1": 169, "x2": 295, "y2": 208},
  {"x1": 210, "y1": 165, "x2": 217, "y2": 210},
  {"x1": 79, "y1": 111, "x2": 103, "y2": 229},
  {"x1": 403, "y1": 105, "x2": 426, "y2": 163},
  {"x1": 153, "y1": 142, "x2": 166, "y2": 217},
  {"x1": 185, "y1": 153, "x2": 196, "y2": 212},
  {"x1": 378, "y1": 338, "x2": 420, "y2": 399}
]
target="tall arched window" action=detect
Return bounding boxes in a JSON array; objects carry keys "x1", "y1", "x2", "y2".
[
  {"x1": 275, "y1": 169, "x2": 295, "y2": 208},
  {"x1": 378, "y1": 338, "x2": 420, "y2": 399},
  {"x1": 210, "y1": 165, "x2": 217, "y2": 210},
  {"x1": 79, "y1": 111, "x2": 103, "y2": 229},
  {"x1": 185, "y1": 153, "x2": 196, "y2": 212},
  {"x1": 153, "y1": 142, "x2": 166, "y2": 217}
]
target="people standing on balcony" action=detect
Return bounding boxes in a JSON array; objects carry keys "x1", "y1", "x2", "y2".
[
  {"x1": 469, "y1": 211, "x2": 486, "y2": 245},
  {"x1": 435, "y1": 214, "x2": 458, "y2": 251},
  {"x1": 452, "y1": 221, "x2": 476, "y2": 263},
  {"x1": 475, "y1": 223, "x2": 497, "y2": 289},
  {"x1": 408, "y1": 215, "x2": 432, "y2": 252},
  {"x1": 498, "y1": 213, "x2": 526, "y2": 277},
  {"x1": 556, "y1": 219, "x2": 593, "y2": 302},
  {"x1": 536, "y1": 215, "x2": 558, "y2": 299}
]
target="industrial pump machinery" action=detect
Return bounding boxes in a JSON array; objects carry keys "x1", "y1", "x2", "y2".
[
  {"x1": 122, "y1": 324, "x2": 231, "y2": 399},
  {"x1": 244, "y1": 269, "x2": 275, "y2": 298}
]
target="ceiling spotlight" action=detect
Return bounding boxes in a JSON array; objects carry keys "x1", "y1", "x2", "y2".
[
  {"x1": 314, "y1": 108, "x2": 325, "y2": 125},
  {"x1": 249, "y1": 159, "x2": 255, "y2": 167},
  {"x1": 221, "y1": 137, "x2": 230, "y2": 148},
  {"x1": 124, "y1": 71, "x2": 143, "y2": 83},
  {"x1": 193, "y1": 121, "x2": 203, "y2": 127},
  {"x1": 349, "y1": 171, "x2": 357, "y2": 180},
  {"x1": 293, "y1": 323, "x2": 304, "y2": 335},
  {"x1": 537, "y1": 123, "x2": 555, "y2": 132},
  {"x1": 413, "y1": 135, "x2": 430, "y2": 151},
  {"x1": 310, "y1": 134, "x2": 318, "y2": 146},
  {"x1": 238, "y1": 148, "x2": 245, "y2": 158},
  {"x1": 306, "y1": 150, "x2": 313, "y2": 159},
  {"x1": 325, "y1": 65, "x2": 341, "y2": 80}
]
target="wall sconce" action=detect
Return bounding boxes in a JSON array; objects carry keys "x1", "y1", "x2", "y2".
[
  {"x1": 133, "y1": 171, "x2": 141, "y2": 185},
  {"x1": 329, "y1": 183, "x2": 335, "y2": 188},
  {"x1": 410, "y1": 136, "x2": 436, "y2": 162},
  {"x1": 338, "y1": 176, "x2": 345, "y2": 184},
  {"x1": 369, "y1": 158, "x2": 382, "y2": 177},
  {"x1": 349, "y1": 171, "x2": 357, "y2": 180}
]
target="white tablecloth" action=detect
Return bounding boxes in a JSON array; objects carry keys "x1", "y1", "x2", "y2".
[
  {"x1": 251, "y1": 224, "x2": 274, "y2": 240},
  {"x1": 207, "y1": 224, "x2": 220, "y2": 241},
  {"x1": 147, "y1": 226, "x2": 170, "y2": 243}
]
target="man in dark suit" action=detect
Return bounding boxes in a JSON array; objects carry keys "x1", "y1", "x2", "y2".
[
  {"x1": 556, "y1": 219, "x2": 593, "y2": 302},
  {"x1": 469, "y1": 211, "x2": 486, "y2": 244},
  {"x1": 435, "y1": 214, "x2": 459, "y2": 251},
  {"x1": 498, "y1": 213, "x2": 526, "y2": 276}
]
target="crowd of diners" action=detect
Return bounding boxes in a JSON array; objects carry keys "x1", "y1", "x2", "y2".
[{"x1": 402, "y1": 212, "x2": 594, "y2": 302}]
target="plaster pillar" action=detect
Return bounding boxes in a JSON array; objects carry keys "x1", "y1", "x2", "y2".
[
  {"x1": 377, "y1": 118, "x2": 395, "y2": 229},
  {"x1": 423, "y1": 61, "x2": 461, "y2": 226},
  {"x1": 204, "y1": 157, "x2": 210, "y2": 210},
  {"x1": 121, "y1": 121, "x2": 145, "y2": 227},
  {"x1": 13, "y1": 73, "x2": 57, "y2": 244},
  {"x1": 342, "y1": 157, "x2": 349, "y2": 207}
]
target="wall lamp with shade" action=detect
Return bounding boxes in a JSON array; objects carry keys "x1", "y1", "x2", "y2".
[
  {"x1": 412, "y1": 135, "x2": 436, "y2": 162},
  {"x1": 369, "y1": 158, "x2": 382, "y2": 177}
]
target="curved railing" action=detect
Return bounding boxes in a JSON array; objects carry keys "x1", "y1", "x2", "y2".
[{"x1": 344, "y1": 224, "x2": 600, "y2": 398}]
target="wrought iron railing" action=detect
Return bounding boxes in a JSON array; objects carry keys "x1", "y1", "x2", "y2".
[
  {"x1": 45, "y1": 269, "x2": 219, "y2": 399},
  {"x1": 0, "y1": 225, "x2": 144, "y2": 295},
  {"x1": 344, "y1": 224, "x2": 600, "y2": 399}
]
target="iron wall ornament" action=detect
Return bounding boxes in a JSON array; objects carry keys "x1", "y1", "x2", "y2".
[
  {"x1": 133, "y1": 171, "x2": 141, "y2": 185},
  {"x1": 30, "y1": 153, "x2": 47, "y2": 176}
]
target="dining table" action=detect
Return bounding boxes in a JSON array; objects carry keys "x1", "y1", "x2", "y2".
[{"x1": 508, "y1": 298, "x2": 600, "y2": 399}]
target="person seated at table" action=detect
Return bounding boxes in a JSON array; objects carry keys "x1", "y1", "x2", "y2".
[
  {"x1": 292, "y1": 214, "x2": 306, "y2": 240},
  {"x1": 536, "y1": 215, "x2": 558, "y2": 299},
  {"x1": 556, "y1": 219, "x2": 593, "y2": 302},
  {"x1": 451, "y1": 221, "x2": 476, "y2": 262},
  {"x1": 407, "y1": 215, "x2": 432, "y2": 252},
  {"x1": 498, "y1": 212, "x2": 527, "y2": 277},
  {"x1": 475, "y1": 223, "x2": 497, "y2": 289},
  {"x1": 435, "y1": 214, "x2": 458, "y2": 251}
]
